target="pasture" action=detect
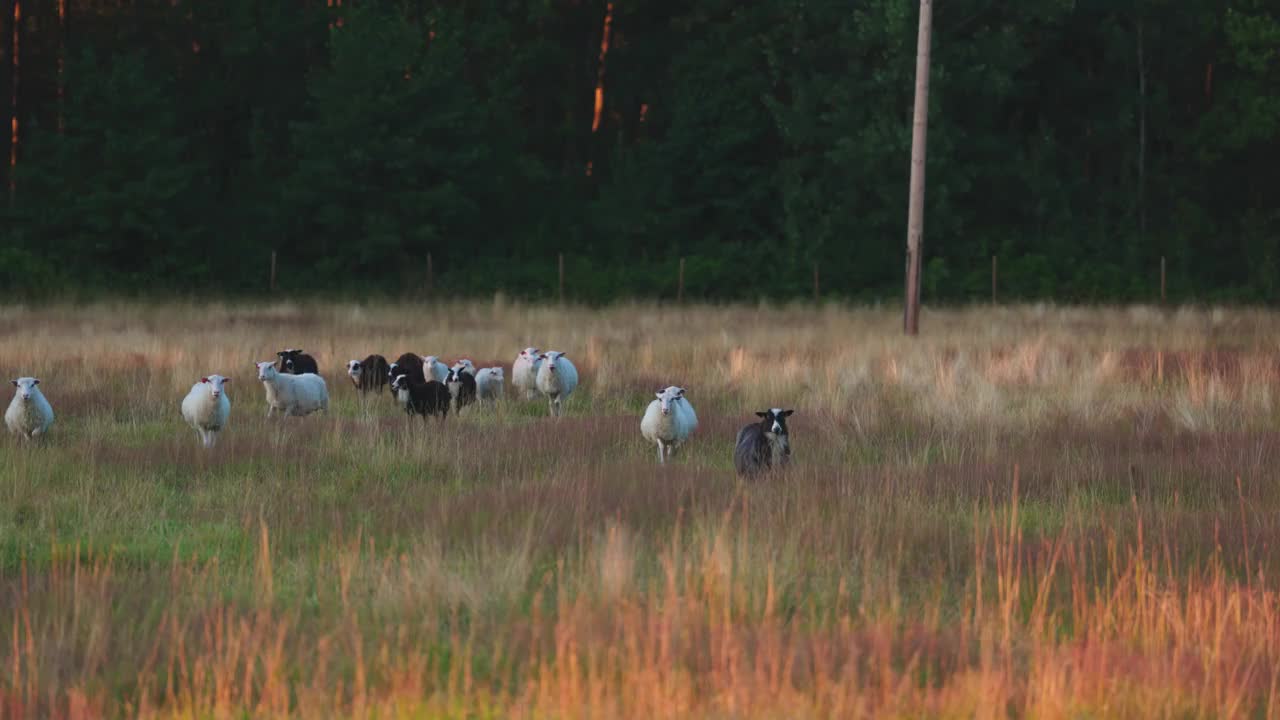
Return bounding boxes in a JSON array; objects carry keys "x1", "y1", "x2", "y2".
[{"x1": 2, "y1": 301, "x2": 1280, "y2": 718}]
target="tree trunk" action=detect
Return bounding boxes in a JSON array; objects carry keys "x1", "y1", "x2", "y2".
[{"x1": 903, "y1": 0, "x2": 932, "y2": 336}]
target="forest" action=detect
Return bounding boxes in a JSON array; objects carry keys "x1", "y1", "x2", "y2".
[{"x1": 0, "y1": 0, "x2": 1277, "y2": 303}]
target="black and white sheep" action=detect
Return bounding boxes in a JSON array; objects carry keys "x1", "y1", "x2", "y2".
[
  {"x1": 347, "y1": 354, "x2": 391, "y2": 395},
  {"x1": 391, "y1": 373, "x2": 451, "y2": 422},
  {"x1": 446, "y1": 367, "x2": 477, "y2": 412},
  {"x1": 276, "y1": 348, "x2": 319, "y2": 375},
  {"x1": 733, "y1": 408, "x2": 794, "y2": 477},
  {"x1": 388, "y1": 353, "x2": 426, "y2": 387}
]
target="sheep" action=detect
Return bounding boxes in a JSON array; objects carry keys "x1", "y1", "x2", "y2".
[
  {"x1": 446, "y1": 368, "x2": 477, "y2": 412},
  {"x1": 388, "y1": 353, "x2": 426, "y2": 388},
  {"x1": 512, "y1": 347, "x2": 543, "y2": 400},
  {"x1": 6, "y1": 377, "x2": 54, "y2": 440},
  {"x1": 391, "y1": 373, "x2": 450, "y2": 422},
  {"x1": 535, "y1": 351, "x2": 578, "y2": 417},
  {"x1": 276, "y1": 348, "x2": 319, "y2": 375},
  {"x1": 475, "y1": 367, "x2": 505, "y2": 404},
  {"x1": 640, "y1": 386, "x2": 698, "y2": 464},
  {"x1": 733, "y1": 408, "x2": 794, "y2": 478},
  {"x1": 421, "y1": 355, "x2": 450, "y2": 383},
  {"x1": 450, "y1": 359, "x2": 477, "y2": 378},
  {"x1": 256, "y1": 361, "x2": 329, "y2": 418},
  {"x1": 347, "y1": 354, "x2": 391, "y2": 395},
  {"x1": 181, "y1": 374, "x2": 232, "y2": 448}
]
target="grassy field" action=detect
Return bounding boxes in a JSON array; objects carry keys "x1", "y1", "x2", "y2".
[{"x1": 3, "y1": 300, "x2": 1280, "y2": 718}]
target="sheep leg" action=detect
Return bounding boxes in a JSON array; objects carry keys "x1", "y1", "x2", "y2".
[{"x1": 656, "y1": 440, "x2": 665, "y2": 465}]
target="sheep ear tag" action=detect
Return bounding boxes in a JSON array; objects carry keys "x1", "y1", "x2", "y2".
[{"x1": 201, "y1": 377, "x2": 209, "y2": 383}]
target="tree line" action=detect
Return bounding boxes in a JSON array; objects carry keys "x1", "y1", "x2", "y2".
[{"x1": 0, "y1": 0, "x2": 1277, "y2": 303}]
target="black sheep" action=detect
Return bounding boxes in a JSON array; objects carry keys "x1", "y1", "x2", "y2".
[
  {"x1": 391, "y1": 373, "x2": 450, "y2": 421},
  {"x1": 388, "y1": 353, "x2": 426, "y2": 386},
  {"x1": 446, "y1": 368, "x2": 477, "y2": 412},
  {"x1": 276, "y1": 348, "x2": 319, "y2": 375},
  {"x1": 733, "y1": 408, "x2": 794, "y2": 478},
  {"x1": 347, "y1": 354, "x2": 390, "y2": 395}
]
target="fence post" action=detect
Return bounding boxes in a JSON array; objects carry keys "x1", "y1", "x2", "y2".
[
  {"x1": 1160, "y1": 256, "x2": 1166, "y2": 304},
  {"x1": 678, "y1": 257, "x2": 685, "y2": 304},
  {"x1": 558, "y1": 252, "x2": 565, "y2": 304},
  {"x1": 270, "y1": 250, "x2": 277, "y2": 293},
  {"x1": 992, "y1": 255, "x2": 998, "y2": 304}
]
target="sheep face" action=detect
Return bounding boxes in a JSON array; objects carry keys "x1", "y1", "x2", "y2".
[
  {"x1": 423, "y1": 355, "x2": 441, "y2": 366},
  {"x1": 519, "y1": 347, "x2": 540, "y2": 361},
  {"x1": 451, "y1": 359, "x2": 475, "y2": 374},
  {"x1": 11, "y1": 377, "x2": 39, "y2": 401},
  {"x1": 755, "y1": 408, "x2": 794, "y2": 437},
  {"x1": 541, "y1": 351, "x2": 565, "y2": 372},
  {"x1": 483, "y1": 368, "x2": 504, "y2": 380},
  {"x1": 656, "y1": 386, "x2": 684, "y2": 416},
  {"x1": 256, "y1": 361, "x2": 278, "y2": 381},
  {"x1": 347, "y1": 360, "x2": 362, "y2": 379},
  {"x1": 390, "y1": 374, "x2": 409, "y2": 392},
  {"x1": 202, "y1": 375, "x2": 230, "y2": 399}
]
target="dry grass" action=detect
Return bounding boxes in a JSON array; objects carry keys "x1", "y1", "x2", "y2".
[{"x1": 2, "y1": 300, "x2": 1280, "y2": 718}]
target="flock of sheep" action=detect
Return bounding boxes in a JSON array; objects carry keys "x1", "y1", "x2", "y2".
[{"x1": 6, "y1": 347, "x2": 795, "y2": 476}]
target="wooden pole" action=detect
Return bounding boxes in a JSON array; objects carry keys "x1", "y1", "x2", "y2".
[
  {"x1": 813, "y1": 263, "x2": 820, "y2": 303},
  {"x1": 269, "y1": 250, "x2": 277, "y2": 292},
  {"x1": 992, "y1": 255, "x2": 998, "y2": 304},
  {"x1": 677, "y1": 257, "x2": 685, "y2": 303},
  {"x1": 903, "y1": 0, "x2": 932, "y2": 336},
  {"x1": 1160, "y1": 256, "x2": 1166, "y2": 304},
  {"x1": 558, "y1": 252, "x2": 565, "y2": 304}
]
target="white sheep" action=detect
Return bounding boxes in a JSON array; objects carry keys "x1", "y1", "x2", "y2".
[
  {"x1": 640, "y1": 386, "x2": 698, "y2": 464},
  {"x1": 421, "y1": 355, "x2": 450, "y2": 383},
  {"x1": 475, "y1": 367, "x2": 505, "y2": 404},
  {"x1": 181, "y1": 374, "x2": 232, "y2": 448},
  {"x1": 512, "y1": 347, "x2": 543, "y2": 400},
  {"x1": 255, "y1": 361, "x2": 329, "y2": 418},
  {"x1": 6, "y1": 377, "x2": 54, "y2": 440},
  {"x1": 535, "y1": 351, "x2": 578, "y2": 417}
]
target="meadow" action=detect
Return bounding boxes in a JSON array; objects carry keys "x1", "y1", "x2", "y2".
[{"x1": 2, "y1": 300, "x2": 1280, "y2": 718}]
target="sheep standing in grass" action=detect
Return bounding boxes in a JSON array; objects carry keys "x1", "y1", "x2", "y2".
[
  {"x1": 6, "y1": 377, "x2": 54, "y2": 440},
  {"x1": 451, "y1": 359, "x2": 477, "y2": 378},
  {"x1": 422, "y1": 355, "x2": 450, "y2": 383},
  {"x1": 475, "y1": 367, "x2": 505, "y2": 404},
  {"x1": 733, "y1": 408, "x2": 794, "y2": 477},
  {"x1": 181, "y1": 375, "x2": 232, "y2": 448},
  {"x1": 446, "y1": 368, "x2": 477, "y2": 412},
  {"x1": 276, "y1": 348, "x2": 319, "y2": 375},
  {"x1": 388, "y1": 353, "x2": 426, "y2": 391},
  {"x1": 512, "y1": 347, "x2": 542, "y2": 400},
  {"x1": 391, "y1": 373, "x2": 450, "y2": 422},
  {"x1": 347, "y1": 355, "x2": 391, "y2": 396},
  {"x1": 256, "y1": 361, "x2": 329, "y2": 418},
  {"x1": 640, "y1": 386, "x2": 698, "y2": 464},
  {"x1": 536, "y1": 351, "x2": 578, "y2": 417}
]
